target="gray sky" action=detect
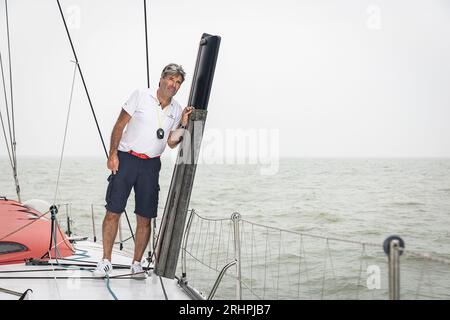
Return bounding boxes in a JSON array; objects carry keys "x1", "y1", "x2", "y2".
[{"x1": 1, "y1": 0, "x2": 449, "y2": 159}]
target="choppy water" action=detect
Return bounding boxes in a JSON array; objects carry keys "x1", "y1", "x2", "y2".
[{"x1": 1, "y1": 157, "x2": 450, "y2": 299}]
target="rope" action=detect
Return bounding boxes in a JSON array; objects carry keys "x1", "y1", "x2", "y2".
[
  {"x1": 53, "y1": 61, "x2": 77, "y2": 204},
  {"x1": 105, "y1": 274, "x2": 118, "y2": 300}
]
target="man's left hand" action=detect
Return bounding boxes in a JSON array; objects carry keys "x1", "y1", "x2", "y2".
[{"x1": 181, "y1": 106, "x2": 195, "y2": 126}]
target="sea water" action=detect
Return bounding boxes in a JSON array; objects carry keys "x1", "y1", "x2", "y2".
[{"x1": 1, "y1": 157, "x2": 449, "y2": 299}]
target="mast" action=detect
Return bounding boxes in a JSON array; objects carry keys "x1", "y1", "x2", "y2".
[{"x1": 155, "y1": 33, "x2": 221, "y2": 279}]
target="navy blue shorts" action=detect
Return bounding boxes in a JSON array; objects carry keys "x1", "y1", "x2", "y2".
[{"x1": 105, "y1": 151, "x2": 161, "y2": 219}]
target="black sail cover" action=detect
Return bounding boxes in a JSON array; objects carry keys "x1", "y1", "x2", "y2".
[{"x1": 154, "y1": 33, "x2": 221, "y2": 278}]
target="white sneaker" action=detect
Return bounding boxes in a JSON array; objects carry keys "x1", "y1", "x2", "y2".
[
  {"x1": 93, "y1": 259, "x2": 113, "y2": 277},
  {"x1": 130, "y1": 262, "x2": 147, "y2": 280}
]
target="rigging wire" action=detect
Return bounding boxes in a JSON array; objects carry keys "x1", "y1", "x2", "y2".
[
  {"x1": 47, "y1": 252, "x2": 62, "y2": 300},
  {"x1": 2, "y1": 0, "x2": 20, "y2": 202},
  {"x1": 56, "y1": 0, "x2": 135, "y2": 242},
  {"x1": 144, "y1": 0, "x2": 150, "y2": 88},
  {"x1": 2, "y1": 1, "x2": 159, "y2": 268},
  {"x1": 53, "y1": 61, "x2": 77, "y2": 205},
  {"x1": 0, "y1": 51, "x2": 13, "y2": 169},
  {"x1": 143, "y1": 0, "x2": 159, "y2": 263},
  {"x1": 0, "y1": 108, "x2": 12, "y2": 167},
  {"x1": 4, "y1": 0, "x2": 15, "y2": 148},
  {"x1": 56, "y1": 0, "x2": 108, "y2": 158}
]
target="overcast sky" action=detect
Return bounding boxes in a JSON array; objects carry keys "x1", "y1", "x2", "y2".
[{"x1": 0, "y1": 0, "x2": 449, "y2": 159}]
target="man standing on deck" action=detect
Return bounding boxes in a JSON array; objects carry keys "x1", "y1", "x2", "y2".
[{"x1": 93, "y1": 64, "x2": 194, "y2": 279}]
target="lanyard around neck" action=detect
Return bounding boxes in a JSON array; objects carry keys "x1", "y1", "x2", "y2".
[
  {"x1": 156, "y1": 102, "x2": 163, "y2": 129},
  {"x1": 154, "y1": 94, "x2": 171, "y2": 129}
]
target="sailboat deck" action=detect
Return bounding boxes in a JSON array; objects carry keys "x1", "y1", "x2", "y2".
[{"x1": 0, "y1": 239, "x2": 192, "y2": 300}]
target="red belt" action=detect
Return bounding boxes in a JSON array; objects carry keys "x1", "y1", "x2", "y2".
[{"x1": 128, "y1": 150, "x2": 160, "y2": 159}]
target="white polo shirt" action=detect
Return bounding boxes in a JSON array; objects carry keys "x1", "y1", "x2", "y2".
[{"x1": 118, "y1": 88, "x2": 182, "y2": 157}]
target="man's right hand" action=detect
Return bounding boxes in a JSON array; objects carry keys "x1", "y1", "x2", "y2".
[{"x1": 107, "y1": 153, "x2": 119, "y2": 174}]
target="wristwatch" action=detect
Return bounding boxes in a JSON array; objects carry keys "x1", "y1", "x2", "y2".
[{"x1": 179, "y1": 123, "x2": 187, "y2": 129}]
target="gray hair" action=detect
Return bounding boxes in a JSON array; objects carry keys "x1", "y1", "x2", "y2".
[{"x1": 161, "y1": 63, "x2": 186, "y2": 82}]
